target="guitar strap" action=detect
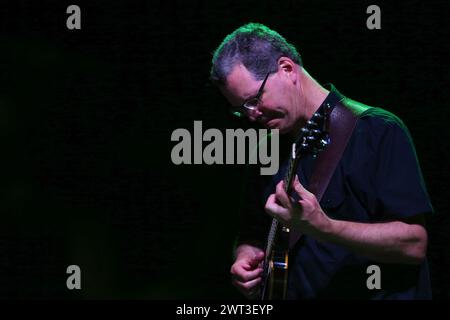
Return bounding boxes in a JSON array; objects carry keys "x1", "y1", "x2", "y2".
[{"x1": 289, "y1": 98, "x2": 371, "y2": 249}]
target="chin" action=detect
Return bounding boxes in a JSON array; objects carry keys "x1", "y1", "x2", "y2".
[
  {"x1": 266, "y1": 118, "x2": 282, "y2": 130},
  {"x1": 275, "y1": 121, "x2": 291, "y2": 135},
  {"x1": 268, "y1": 123, "x2": 287, "y2": 135}
]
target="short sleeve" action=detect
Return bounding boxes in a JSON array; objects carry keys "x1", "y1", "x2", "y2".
[{"x1": 368, "y1": 112, "x2": 434, "y2": 219}]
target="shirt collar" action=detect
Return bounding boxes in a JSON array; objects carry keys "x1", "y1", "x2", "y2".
[{"x1": 318, "y1": 83, "x2": 345, "y2": 112}]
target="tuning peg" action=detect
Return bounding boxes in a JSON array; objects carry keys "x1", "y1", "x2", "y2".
[
  {"x1": 306, "y1": 120, "x2": 318, "y2": 127},
  {"x1": 301, "y1": 127, "x2": 310, "y2": 135},
  {"x1": 312, "y1": 112, "x2": 323, "y2": 120},
  {"x1": 307, "y1": 135, "x2": 315, "y2": 141},
  {"x1": 301, "y1": 142, "x2": 309, "y2": 149},
  {"x1": 318, "y1": 138, "x2": 330, "y2": 149},
  {"x1": 312, "y1": 129, "x2": 321, "y2": 135}
]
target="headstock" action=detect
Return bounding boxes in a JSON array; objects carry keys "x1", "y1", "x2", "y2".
[{"x1": 293, "y1": 103, "x2": 333, "y2": 159}]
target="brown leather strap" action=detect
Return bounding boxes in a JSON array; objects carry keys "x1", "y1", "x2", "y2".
[{"x1": 289, "y1": 100, "x2": 368, "y2": 248}]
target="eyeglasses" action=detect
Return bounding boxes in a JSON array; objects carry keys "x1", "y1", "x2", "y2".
[{"x1": 230, "y1": 72, "x2": 270, "y2": 118}]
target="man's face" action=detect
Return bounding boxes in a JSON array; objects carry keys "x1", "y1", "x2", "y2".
[{"x1": 220, "y1": 63, "x2": 301, "y2": 134}]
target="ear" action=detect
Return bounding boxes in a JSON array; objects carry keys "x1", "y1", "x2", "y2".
[{"x1": 277, "y1": 57, "x2": 298, "y2": 84}]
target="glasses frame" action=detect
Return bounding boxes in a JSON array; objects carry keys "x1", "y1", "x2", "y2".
[{"x1": 230, "y1": 72, "x2": 270, "y2": 118}]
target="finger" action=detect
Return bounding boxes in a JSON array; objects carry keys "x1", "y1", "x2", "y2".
[
  {"x1": 232, "y1": 253, "x2": 263, "y2": 276},
  {"x1": 234, "y1": 260, "x2": 251, "y2": 271},
  {"x1": 232, "y1": 267, "x2": 263, "y2": 283},
  {"x1": 265, "y1": 194, "x2": 283, "y2": 215},
  {"x1": 293, "y1": 175, "x2": 310, "y2": 198},
  {"x1": 237, "y1": 283, "x2": 261, "y2": 300},
  {"x1": 265, "y1": 194, "x2": 289, "y2": 221},
  {"x1": 248, "y1": 251, "x2": 265, "y2": 268},
  {"x1": 275, "y1": 180, "x2": 291, "y2": 208},
  {"x1": 232, "y1": 277, "x2": 262, "y2": 295}
]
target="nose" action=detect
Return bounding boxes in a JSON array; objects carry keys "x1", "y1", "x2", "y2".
[{"x1": 247, "y1": 108, "x2": 263, "y2": 122}]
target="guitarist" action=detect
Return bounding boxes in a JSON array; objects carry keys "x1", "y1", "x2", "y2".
[{"x1": 210, "y1": 23, "x2": 433, "y2": 299}]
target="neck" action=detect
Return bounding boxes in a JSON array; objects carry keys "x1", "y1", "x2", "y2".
[{"x1": 290, "y1": 69, "x2": 329, "y2": 137}]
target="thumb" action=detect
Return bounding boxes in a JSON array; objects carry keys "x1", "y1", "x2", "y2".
[{"x1": 250, "y1": 251, "x2": 264, "y2": 266}]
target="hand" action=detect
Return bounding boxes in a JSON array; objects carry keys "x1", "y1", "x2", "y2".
[
  {"x1": 230, "y1": 246, "x2": 265, "y2": 299},
  {"x1": 264, "y1": 175, "x2": 331, "y2": 237}
]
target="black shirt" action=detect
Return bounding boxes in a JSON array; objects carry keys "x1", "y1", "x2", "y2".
[{"x1": 237, "y1": 87, "x2": 433, "y2": 299}]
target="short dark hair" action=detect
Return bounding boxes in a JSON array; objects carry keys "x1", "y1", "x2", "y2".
[{"x1": 210, "y1": 23, "x2": 302, "y2": 86}]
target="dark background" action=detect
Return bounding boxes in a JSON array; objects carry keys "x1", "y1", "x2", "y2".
[{"x1": 0, "y1": 0, "x2": 448, "y2": 299}]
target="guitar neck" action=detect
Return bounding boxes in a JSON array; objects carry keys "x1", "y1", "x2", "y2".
[
  {"x1": 283, "y1": 143, "x2": 302, "y2": 195},
  {"x1": 263, "y1": 144, "x2": 300, "y2": 268}
]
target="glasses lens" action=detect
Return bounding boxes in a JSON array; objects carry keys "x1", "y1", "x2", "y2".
[{"x1": 243, "y1": 98, "x2": 259, "y2": 110}]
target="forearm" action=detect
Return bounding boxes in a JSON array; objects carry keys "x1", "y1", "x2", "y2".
[{"x1": 316, "y1": 218, "x2": 428, "y2": 265}]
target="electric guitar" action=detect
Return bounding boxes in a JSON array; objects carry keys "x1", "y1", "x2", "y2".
[{"x1": 259, "y1": 103, "x2": 333, "y2": 300}]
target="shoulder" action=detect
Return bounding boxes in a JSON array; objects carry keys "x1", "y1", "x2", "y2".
[
  {"x1": 341, "y1": 101, "x2": 417, "y2": 159},
  {"x1": 360, "y1": 106, "x2": 406, "y2": 129},
  {"x1": 352, "y1": 105, "x2": 412, "y2": 144},
  {"x1": 339, "y1": 97, "x2": 409, "y2": 137}
]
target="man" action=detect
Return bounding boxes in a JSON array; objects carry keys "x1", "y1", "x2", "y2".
[{"x1": 210, "y1": 23, "x2": 433, "y2": 299}]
